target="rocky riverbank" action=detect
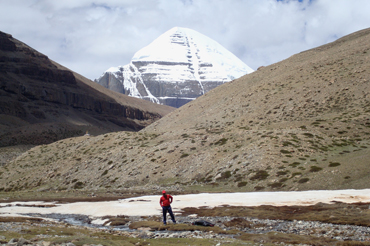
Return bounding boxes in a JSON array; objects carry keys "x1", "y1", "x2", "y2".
[
  {"x1": 2, "y1": 213, "x2": 370, "y2": 245},
  {"x1": 2, "y1": 196, "x2": 370, "y2": 245}
]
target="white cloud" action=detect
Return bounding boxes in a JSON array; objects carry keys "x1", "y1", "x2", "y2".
[{"x1": 0, "y1": 0, "x2": 370, "y2": 79}]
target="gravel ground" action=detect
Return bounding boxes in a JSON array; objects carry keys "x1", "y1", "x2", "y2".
[
  {"x1": 2, "y1": 213, "x2": 370, "y2": 244},
  {"x1": 186, "y1": 216, "x2": 370, "y2": 241}
]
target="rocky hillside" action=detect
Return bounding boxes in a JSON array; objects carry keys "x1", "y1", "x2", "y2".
[
  {"x1": 0, "y1": 31, "x2": 174, "y2": 147},
  {"x1": 1, "y1": 28, "x2": 370, "y2": 193}
]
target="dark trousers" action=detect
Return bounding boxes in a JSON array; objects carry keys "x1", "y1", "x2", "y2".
[{"x1": 162, "y1": 206, "x2": 175, "y2": 224}]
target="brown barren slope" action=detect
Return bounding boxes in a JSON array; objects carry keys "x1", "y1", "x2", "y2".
[{"x1": 0, "y1": 28, "x2": 369, "y2": 193}]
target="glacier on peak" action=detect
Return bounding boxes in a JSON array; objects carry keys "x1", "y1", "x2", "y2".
[{"x1": 95, "y1": 27, "x2": 254, "y2": 108}]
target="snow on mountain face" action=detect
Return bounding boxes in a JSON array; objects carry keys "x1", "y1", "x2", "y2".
[{"x1": 95, "y1": 27, "x2": 254, "y2": 108}]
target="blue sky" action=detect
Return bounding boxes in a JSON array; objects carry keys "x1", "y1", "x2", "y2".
[
  {"x1": 277, "y1": 0, "x2": 304, "y2": 1},
  {"x1": 1, "y1": 0, "x2": 370, "y2": 80}
]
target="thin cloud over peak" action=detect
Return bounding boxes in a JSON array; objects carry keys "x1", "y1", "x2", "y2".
[{"x1": 0, "y1": 0, "x2": 370, "y2": 80}]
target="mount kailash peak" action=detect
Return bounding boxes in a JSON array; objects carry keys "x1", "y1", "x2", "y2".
[{"x1": 95, "y1": 27, "x2": 254, "y2": 108}]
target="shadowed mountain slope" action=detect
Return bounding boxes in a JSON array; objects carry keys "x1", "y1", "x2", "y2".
[
  {"x1": 0, "y1": 31, "x2": 174, "y2": 147},
  {"x1": 1, "y1": 28, "x2": 369, "y2": 193}
]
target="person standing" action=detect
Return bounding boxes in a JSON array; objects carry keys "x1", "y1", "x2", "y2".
[{"x1": 159, "y1": 190, "x2": 176, "y2": 225}]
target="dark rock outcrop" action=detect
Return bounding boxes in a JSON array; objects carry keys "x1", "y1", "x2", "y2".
[{"x1": 0, "y1": 31, "x2": 174, "y2": 146}]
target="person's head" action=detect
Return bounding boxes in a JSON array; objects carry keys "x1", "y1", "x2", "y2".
[{"x1": 162, "y1": 190, "x2": 166, "y2": 196}]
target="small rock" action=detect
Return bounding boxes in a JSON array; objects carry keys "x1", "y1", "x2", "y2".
[
  {"x1": 7, "y1": 238, "x2": 17, "y2": 246},
  {"x1": 41, "y1": 242, "x2": 51, "y2": 246},
  {"x1": 137, "y1": 227, "x2": 151, "y2": 231}
]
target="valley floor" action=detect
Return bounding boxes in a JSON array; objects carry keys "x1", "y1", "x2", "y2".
[{"x1": 1, "y1": 189, "x2": 370, "y2": 245}]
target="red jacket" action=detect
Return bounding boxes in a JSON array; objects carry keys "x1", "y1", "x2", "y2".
[{"x1": 160, "y1": 194, "x2": 173, "y2": 207}]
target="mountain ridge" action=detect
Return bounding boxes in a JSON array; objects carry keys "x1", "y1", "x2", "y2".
[
  {"x1": 0, "y1": 31, "x2": 174, "y2": 147},
  {"x1": 95, "y1": 27, "x2": 254, "y2": 108}
]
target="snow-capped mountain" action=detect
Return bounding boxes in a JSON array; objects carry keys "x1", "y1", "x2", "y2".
[{"x1": 95, "y1": 27, "x2": 254, "y2": 108}]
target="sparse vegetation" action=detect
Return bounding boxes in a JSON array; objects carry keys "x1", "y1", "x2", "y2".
[
  {"x1": 218, "y1": 171, "x2": 232, "y2": 180},
  {"x1": 310, "y1": 166, "x2": 323, "y2": 172},
  {"x1": 213, "y1": 138, "x2": 228, "y2": 146},
  {"x1": 303, "y1": 133, "x2": 314, "y2": 138},
  {"x1": 180, "y1": 153, "x2": 189, "y2": 158},
  {"x1": 250, "y1": 170, "x2": 269, "y2": 181},
  {"x1": 237, "y1": 181, "x2": 248, "y2": 187},
  {"x1": 254, "y1": 186, "x2": 265, "y2": 191},
  {"x1": 289, "y1": 162, "x2": 301, "y2": 168},
  {"x1": 329, "y1": 162, "x2": 341, "y2": 167},
  {"x1": 298, "y1": 178, "x2": 309, "y2": 183},
  {"x1": 280, "y1": 149, "x2": 291, "y2": 154},
  {"x1": 73, "y1": 181, "x2": 84, "y2": 189}
]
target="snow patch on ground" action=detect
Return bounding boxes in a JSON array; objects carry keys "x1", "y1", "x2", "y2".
[{"x1": 1, "y1": 189, "x2": 369, "y2": 219}]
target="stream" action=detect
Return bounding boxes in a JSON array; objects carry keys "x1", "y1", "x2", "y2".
[{"x1": 20, "y1": 212, "x2": 370, "y2": 241}]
